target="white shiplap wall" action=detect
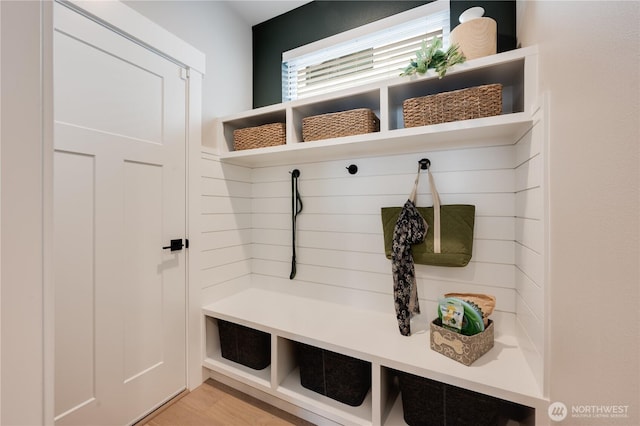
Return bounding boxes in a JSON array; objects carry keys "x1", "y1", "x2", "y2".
[
  {"x1": 200, "y1": 148, "x2": 253, "y2": 305},
  {"x1": 249, "y1": 146, "x2": 518, "y2": 321},
  {"x1": 200, "y1": 122, "x2": 547, "y2": 394}
]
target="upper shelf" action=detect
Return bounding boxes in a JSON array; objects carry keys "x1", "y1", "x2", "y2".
[{"x1": 217, "y1": 46, "x2": 538, "y2": 167}]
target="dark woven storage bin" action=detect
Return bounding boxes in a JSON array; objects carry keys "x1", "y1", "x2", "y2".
[
  {"x1": 298, "y1": 343, "x2": 371, "y2": 406},
  {"x1": 233, "y1": 122, "x2": 286, "y2": 151},
  {"x1": 302, "y1": 108, "x2": 380, "y2": 142},
  {"x1": 403, "y1": 83, "x2": 502, "y2": 128},
  {"x1": 217, "y1": 319, "x2": 271, "y2": 370},
  {"x1": 398, "y1": 371, "x2": 500, "y2": 426}
]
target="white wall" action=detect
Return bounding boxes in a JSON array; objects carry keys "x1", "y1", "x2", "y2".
[
  {"x1": 124, "y1": 0, "x2": 253, "y2": 146},
  {"x1": 518, "y1": 1, "x2": 639, "y2": 424},
  {"x1": 0, "y1": 1, "x2": 50, "y2": 424}
]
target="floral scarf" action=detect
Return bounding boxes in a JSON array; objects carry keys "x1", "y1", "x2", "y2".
[{"x1": 391, "y1": 199, "x2": 427, "y2": 336}]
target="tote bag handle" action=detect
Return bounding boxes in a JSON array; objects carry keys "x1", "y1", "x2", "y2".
[
  {"x1": 428, "y1": 169, "x2": 441, "y2": 253},
  {"x1": 409, "y1": 166, "x2": 441, "y2": 253}
]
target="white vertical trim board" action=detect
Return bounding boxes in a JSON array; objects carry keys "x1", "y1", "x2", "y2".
[
  {"x1": 0, "y1": 0, "x2": 2, "y2": 416},
  {"x1": 187, "y1": 69, "x2": 204, "y2": 391},
  {"x1": 1, "y1": 1, "x2": 52, "y2": 423},
  {"x1": 42, "y1": 1, "x2": 56, "y2": 421},
  {"x1": 514, "y1": 104, "x2": 547, "y2": 395}
]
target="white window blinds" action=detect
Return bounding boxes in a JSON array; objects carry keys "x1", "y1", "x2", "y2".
[{"x1": 282, "y1": 1, "x2": 450, "y2": 102}]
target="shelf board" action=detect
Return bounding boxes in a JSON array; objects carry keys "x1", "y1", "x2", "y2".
[
  {"x1": 220, "y1": 113, "x2": 533, "y2": 167},
  {"x1": 203, "y1": 287, "x2": 546, "y2": 410},
  {"x1": 203, "y1": 356, "x2": 271, "y2": 389}
]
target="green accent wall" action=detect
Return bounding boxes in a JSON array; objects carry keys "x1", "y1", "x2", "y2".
[{"x1": 252, "y1": 0, "x2": 515, "y2": 108}]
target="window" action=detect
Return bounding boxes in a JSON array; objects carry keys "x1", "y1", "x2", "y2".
[{"x1": 282, "y1": 0, "x2": 450, "y2": 102}]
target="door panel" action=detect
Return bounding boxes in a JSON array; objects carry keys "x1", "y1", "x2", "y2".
[
  {"x1": 122, "y1": 160, "x2": 164, "y2": 382},
  {"x1": 54, "y1": 31, "x2": 163, "y2": 143},
  {"x1": 53, "y1": 3, "x2": 187, "y2": 424},
  {"x1": 54, "y1": 3, "x2": 166, "y2": 144},
  {"x1": 54, "y1": 151, "x2": 97, "y2": 416}
]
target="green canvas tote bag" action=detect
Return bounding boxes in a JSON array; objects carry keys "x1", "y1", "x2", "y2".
[{"x1": 381, "y1": 166, "x2": 475, "y2": 267}]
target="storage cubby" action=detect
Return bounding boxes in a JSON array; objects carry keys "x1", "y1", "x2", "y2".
[
  {"x1": 386, "y1": 56, "x2": 525, "y2": 130},
  {"x1": 297, "y1": 342, "x2": 372, "y2": 407},
  {"x1": 291, "y1": 88, "x2": 381, "y2": 143},
  {"x1": 217, "y1": 318, "x2": 271, "y2": 370},
  {"x1": 274, "y1": 334, "x2": 375, "y2": 425},
  {"x1": 203, "y1": 316, "x2": 271, "y2": 388},
  {"x1": 220, "y1": 107, "x2": 287, "y2": 153},
  {"x1": 277, "y1": 361, "x2": 373, "y2": 426}
]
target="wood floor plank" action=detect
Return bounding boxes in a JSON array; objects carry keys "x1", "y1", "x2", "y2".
[{"x1": 140, "y1": 379, "x2": 315, "y2": 426}]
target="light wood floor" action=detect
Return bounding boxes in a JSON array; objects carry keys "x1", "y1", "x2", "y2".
[{"x1": 139, "y1": 379, "x2": 316, "y2": 426}]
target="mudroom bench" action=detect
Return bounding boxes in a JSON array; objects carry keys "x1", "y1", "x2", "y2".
[{"x1": 202, "y1": 286, "x2": 548, "y2": 426}]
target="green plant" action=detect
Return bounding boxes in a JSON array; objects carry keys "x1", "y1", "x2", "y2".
[{"x1": 400, "y1": 38, "x2": 466, "y2": 78}]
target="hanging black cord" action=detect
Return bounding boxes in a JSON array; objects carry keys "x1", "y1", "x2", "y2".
[{"x1": 290, "y1": 169, "x2": 302, "y2": 279}]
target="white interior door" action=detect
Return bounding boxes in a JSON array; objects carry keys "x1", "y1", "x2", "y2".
[{"x1": 53, "y1": 3, "x2": 187, "y2": 424}]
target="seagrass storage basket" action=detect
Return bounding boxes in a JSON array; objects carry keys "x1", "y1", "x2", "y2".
[
  {"x1": 397, "y1": 371, "x2": 501, "y2": 426},
  {"x1": 217, "y1": 319, "x2": 271, "y2": 370},
  {"x1": 403, "y1": 83, "x2": 502, "y2": 128},
  {"x1": 302, "y1": 108, "x2": 380, "y2": 142},
  {"x1": 233, "y1": 122, "x2": 286, "y2": 151},
  {"x1": 297, "y1": 342, "x2": 371, "y2": 406}
]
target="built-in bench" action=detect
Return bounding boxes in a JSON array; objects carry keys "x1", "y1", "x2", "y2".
[{"x1": 202, "y1": 286, "x2": 547, "y2": 425}]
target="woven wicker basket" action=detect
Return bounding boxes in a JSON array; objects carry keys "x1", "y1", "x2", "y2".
[
  {"x1": 233, "y1": 122, "x2": 286, "y2": 151},
  {"x1": 403, "y1": 83, "x2": 502, "y2": 128},
  {"x1": 302, "y1": 108, "x2": 380, "y2": 142}
]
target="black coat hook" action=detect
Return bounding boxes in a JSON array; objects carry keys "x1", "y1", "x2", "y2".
[
  {"x1": 289, "y1": 169, "x2": 302, "y2": 280},
  {"x1": 419, "y1": 158, "x2": 430, "y2": 170},
  {"x1": 346, "y1": 164, "x2": 358, "y2": 175}
]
